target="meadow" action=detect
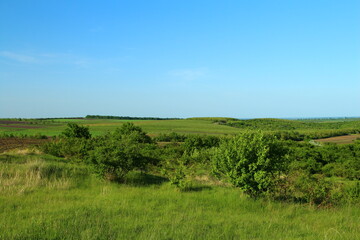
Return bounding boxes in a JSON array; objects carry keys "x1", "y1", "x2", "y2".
[
  {"x1": 1, "y1": 152, "x2": 359, "y2": 240},
  {"x1": 1, "y1": 116, "x2": 360, "y2": 239},
  {"x1": 0, "y1": 118, "x2": 242, "y2": 137},
  {"x1": 1, "y1": 117, "x2": 360, "y2": 141}
]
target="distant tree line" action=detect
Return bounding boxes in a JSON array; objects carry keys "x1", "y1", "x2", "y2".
[{"x1": 85, "y1": 115, "x2": 182, "y2": 120}]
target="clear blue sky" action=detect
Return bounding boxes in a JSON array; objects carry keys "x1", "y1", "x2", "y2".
[{"x1": 1, "y1": 0, "x2": 359, "y2": 118}]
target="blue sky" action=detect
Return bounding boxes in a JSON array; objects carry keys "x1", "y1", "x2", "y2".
[{"x1": 0, "y1": 0, "x2": 359, "y2": 118}]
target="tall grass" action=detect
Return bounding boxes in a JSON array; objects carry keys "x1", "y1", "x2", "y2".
[
  {"x1": 1, "y1": 153, "x2": 359, "y2": 239},
  {"x1": 0, "y1": 153, "x2": 89, "y2": 195}
]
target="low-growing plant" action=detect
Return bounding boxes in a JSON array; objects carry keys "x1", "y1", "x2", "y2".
[
  {"x1": 112, "y1": 122, "x2": 152, "y2": 144},
  {"x1": 153, "y1": 132, "x2": 187, "y2": 142},
  {"x1": 41, "y1": 138, "x2": 92, "y2": 160},
  {"x1": 273, "y1": 170, "x2": 346, "y2": 206},
  {"x1": 184, "y1": 135, "x2": 220, "y2": 153},
  {"x1": 61, "y1": 123, "x2": 91, "y2": 139},
  {"x1": 87, "y1": 140, "x2": 144, "y2": 181},
  {"x1": 344, "y1": 181, "x2": 360, "y2": 202},
  {"x1": 161, "y1": 158, "x2": 191, "y2": 191}
]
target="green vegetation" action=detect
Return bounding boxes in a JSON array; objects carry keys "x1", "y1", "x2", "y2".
[
  {"x1": 1, "y1": 117, "x2": 360, "y2": 143},
  {"x1": 222, "y1": 118, "x2": 360, "y2": 141},
  {"x1": 1, "y1": 118, "x2": 360, "y2": 239},
  {"x1": 37, "y1": 123, "x2": 360, "y2": 204},
  {"x1": 0, "y1": 118, "x2": 242, "y2": 137},
  {"x1": 86, "y1": 115, "x2": 181, "y2": 120},
  {"x1": 212, "y1": 132, "x2": 288, "y2": 197},
  {"x1": 1, "y1": 150, "x2": 360, "y2": 239},
  {"x1": 61, "y1": 123, "x2": 92, "y2": 139}
]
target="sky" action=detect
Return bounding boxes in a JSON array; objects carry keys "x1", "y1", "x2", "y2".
[{"x1": 0, "y1": 0, "x2": 359, "y2": 119}]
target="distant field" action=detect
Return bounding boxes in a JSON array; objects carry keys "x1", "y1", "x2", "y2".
[
  {"x1": 1, "y1": 118, "x2": 360, "y2": 140},
  {"x1": 298, "y1": 118, "x2": 360, "y2": 123},
  {"x1": 315, "y1": 134, "x2": 360, "y2": 144},
  {"x1": 0, "y1": 119, "x2": 242, "y2": 137}
]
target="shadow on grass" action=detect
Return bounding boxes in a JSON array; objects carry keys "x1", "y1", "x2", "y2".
[
  {"x1": 181, "y1": 185, "x2": 212, "y2": 192},
  {"x1": 124, "y1": 171, "x2": 169, "y2": 186}
]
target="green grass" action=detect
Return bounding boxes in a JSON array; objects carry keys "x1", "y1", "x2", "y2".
[
  {"x1": 0, "y1": 119, "x2": 243, "y2": 137},
  {"x1": 227, "y1": 118, "x2": 360, "y2": 131},
  {"x1": 1, "y1": 117, "x2": 360, "y2": 141},
  {"x1": 1, "y1": 153, "x2": 360, "y2": 239}
]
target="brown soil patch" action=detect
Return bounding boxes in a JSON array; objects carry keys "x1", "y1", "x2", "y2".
[
  {"x1": 0, "y1": 125, "x2": 42, "y2": 129},
  {"x1": 0, "y1": 120, "x2": 27, "y2": 124},
  {"x1": 0, "y1": 120, "x2": 44, "y2": 129},
  {"x1": 0, "y1": 138, "x2": 51, "y2": 153},
  {"x1": 315, "y1": 134, "x2": 360, "y2": 144}
]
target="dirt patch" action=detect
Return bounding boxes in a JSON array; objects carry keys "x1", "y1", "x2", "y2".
[
  {"x1": 0, "y1": 120, "x2": 27, "y2": 125},
  {"x1": 315, "y1": 134, "x2": 360, "y2": 144},
  {"x1": 0, "y1": 125, "x2": 43, "y2": 129},
  {"x1": 0, "y1": 120, "x2": 44, "y2": 129},
  {"x1": 0, "y1": 138, "x2": 51, "y2": 153}
]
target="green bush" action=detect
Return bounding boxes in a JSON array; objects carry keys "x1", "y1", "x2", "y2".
[
  {"x1": 61, "y1": 123, "x2": 91, "y2": 139},
  {"x1": 274, "y1": 171, "x2": 339, "y2": 206},
  {"x1": 153, "y1": 132, "x2": 187, "y2": 142},
  {"x1": 212, "y1": 132, "x2": 288, "y2": 197},
  {"x1": 294, "y1": 173, "x2": 333, "y2": 205},
  {"x1": 86, "y1": 124, "x2": 155, "y2": 181},
  {"x1": 87, "y1": 140, "x2": 145, "y2": 181},
  {"x1": 345, "y1": 181, "x2": 360, "y2": 201},
  {"x1": 41, "y1": 138, "x2": 92, "y2": 160},
  {"x1": 184, "y1": 135, "x2": 220, "y2": 152},
  {"x1": 112, "y1": 122, "x2": 152, "y2": 144},
  {"x1": 161, "y1": 158, "x2": 191, "y2": 191}
]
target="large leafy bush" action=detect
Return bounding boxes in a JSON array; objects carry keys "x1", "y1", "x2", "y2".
[
  {"x1": 87, "y1": 123, "x2": 155, "y2": 181},
  {"x1": 212, "y1": 132, "x2": 288, "y2": 197}
]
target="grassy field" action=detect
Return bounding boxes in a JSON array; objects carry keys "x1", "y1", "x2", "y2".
[
  {"x1": 1, "y1": 152, "x2": 359, "y2": 240},
  {"x1": 1, "y1": 117, "x2": 360, "y2": 140},
  {"x1": 0, "y1": 118, "x2": 242, "y2": 137}
]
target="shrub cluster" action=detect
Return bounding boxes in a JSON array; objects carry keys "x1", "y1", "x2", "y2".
[
  {"x1": 153, "y1": 132, "x2": 187, "y2": 142},
  {"x1": 41, "y1": 122, "x2": 360, "y2": 206},
  {"x1": 42, "y1": 123, "x2": 155, "y2": 182}
]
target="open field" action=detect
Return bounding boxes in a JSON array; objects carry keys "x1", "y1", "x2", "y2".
[
  {"x1": 1, "y1": 119, "x2": 360, "y2": 239},
  {"x1": 1, "y1": 117, "x2": 360, "y2": 140},
  {"x1": 1, "y1": 153, "x2": 359, "y2": 240},
  {"x1": 0, "y1": 119, "x2": 243, "y2": 137},
  {"x1": 315, "y1": 134, "x2": 360, "y2": 144}
]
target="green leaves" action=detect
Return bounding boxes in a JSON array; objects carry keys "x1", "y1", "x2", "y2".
[
  {"x1": 61, "y1": 123, "x2": 91, "y2": 139},
  {"x1": 212, "y1": 132, "x2": 288, "y2": 197}
]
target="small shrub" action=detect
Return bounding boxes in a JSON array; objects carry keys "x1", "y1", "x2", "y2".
[
  {"x1": 113, "y1": 122, "x2": 152, "y2": 143},
  {"x1": 184, "y1": 135, "x2": 220, "y2": 152},
  {"x1": 161, "y1": 158, "x2": 191, "y2": 191},
  {"x1": 61, "y1": 123, "x2": 91, "y2": 139},
  {"x1": 274, "y1": 171, "x2": 336, "y2": 206},
  {"x1": 87, "y1": 139, "x2": 146, "y2": 182},
  {"x1": 153, "y1": 132, "x2": 187, "y2": 142},
  {"x1": 41, "y1": 138, "x2": 92, "y2": 160},
  {"x1": 345, "y1": 181, "x2": 360, "y2": 202}
]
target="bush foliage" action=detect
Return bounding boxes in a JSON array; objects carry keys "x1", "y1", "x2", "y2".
[
  {"x1": 39, "y1": 122, "x2": 360, "y2": 205},
  {"x1": 212, "y1": 132, "x2": 288, "y2": 197}
]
